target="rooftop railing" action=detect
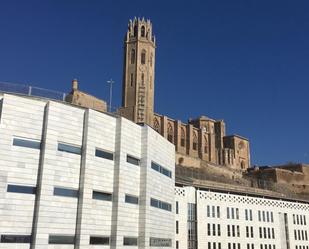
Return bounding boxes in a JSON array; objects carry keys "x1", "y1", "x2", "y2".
[{"x1": 0, "y1": 81, "x2": 66, "y2": 101}]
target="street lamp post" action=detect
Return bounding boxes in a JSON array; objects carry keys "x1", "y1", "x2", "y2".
[{"x1": 107, "y1": 79, "x2": 114, "y2": 112}]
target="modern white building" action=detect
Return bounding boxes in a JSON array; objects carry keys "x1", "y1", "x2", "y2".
[
  {"x1": 0, "y1": 91, "x2": 309, "y2": 249},
  {"x1": 0, "y1": 93, "x2": 175, "y2": 249},
  {"x1": 175, "y1": 184, "x2": 309, "y2": 249}
]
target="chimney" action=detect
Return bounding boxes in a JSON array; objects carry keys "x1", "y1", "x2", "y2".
[{"x1": 72, "y1": 79, "x2": 78, "y2": 91}]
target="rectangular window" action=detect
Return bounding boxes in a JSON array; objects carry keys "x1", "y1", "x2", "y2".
[
  {"x1": 7, "y1": 184, "x2": 36, "y2": 194},
  {"x1": 176, "y1": 221, "x2": 179, "y2": 234},
  {"x1": 48, "y1": 235, "x2": 75, "y2": 244},
  {"x1": 95, "y1": 148, "x2": 114, "y2": 160},
  {"x1": 176, "y1": 241, "x2": 179, "y2": 249},
  {"x1": 54, "y1": 187, "x2": 78, "y2": 198},
  {"x1": 208, "y1": 242, "x2": 212, "y2": 249},
  {"x1": 176, "y1": 201, "x2": 179, "y2": 214},
  {"x1": 212, "y1": 206, "x2": 216, "y2": 218},
  {"x1": 232, "y1": 225, "x2": 235, "y2": 237},
  {"x1": 93, "y1": 191, "x2": 112, "y2": 201},
  {"x1": 150, "y1": 198, "x2": 172, "y2": 212},
  {"x1": 208, "y1": 223, "x2": 211, "y2": 236},
  {"x1": 258, "y1": 211, "x2": 261, "y2": 221},
  {"x1": 236, "y1": 208, "x2": 239, "y2": 219},
  {"x1": 213, "y1": 224, "x2": 216, "y2": 236},
  {"x1": 124, "y1": 237, "x2": 137, "y2": 246},
  {"x1": 227, "y1": 207, "x2": 230, "y2": 219},
  {"x1": 151, "y1": 161, "x2": 172, "y2": 178},
  {"x1": 90, "y1": 236, "x2": 110, "y2": 245},
  {"x1": 127, "y1": 155, "x2": 140, "y2": 166},
  {"x1": 270, "y1": 212, "x2": 274, "y2": 222},
  {"x1": 207, "y1": 205, "x2": 211, "y2": 217},
  {"x1": 217, "y1": 206, "x2": 220, "y2": 218},
  {"x1": 250, "y1": 210, "x2": 253, "y2": 221},
  {"x1": 245, "y1": 209, "x2": 248, "y2": 220},
  {"x1": 237, "y1": 225, "x2": 240, "y2": 237},
  {"x1": 251, "y1": 226, "x2": 254, "y2": 238},
  {"x1": 227, "y1": 225, "x2": 231, "y2": 237},
  {"x1": 1, "y1": 235, "x2": 31, "y2": 243},
  {"x1": 58, "y1": 143, "x2": 81, "y2": 155},
  {"x1": 218, "y1": 224, "x2": 221, "y2": 236},
  {"x1": 13, "y1": 137, "x2": 41, "y2": 149},
  {"x1": 125, "y1": 194, "x2": 138, "y2": 205}
]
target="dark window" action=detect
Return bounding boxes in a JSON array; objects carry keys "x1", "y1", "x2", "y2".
[
  {"x1": 141, "y1": 51, "x2": 146, "y2": 65},
  {"x1": 1, "y1": 235, "x2": 31, "y2": 243},
  {"x1": 93, "y1": 191, "x2": 112, "y2": 201},
  {"x1": 130, "y1": 49, "x2": 135, "y2": 64},
  {"x1": 149, "y1": 237, "x2": 172, "y2": 247},
  {"x1": 48, "y1": 235, "x2": 75, "y2": 244},
  {"x1": 125, "y1": 194, "x2": 139, "y2": 204},
  {"x1": 90, "y1": 236, "x2": 110, "y2": 245},
  {"x1": 127, "y1": 155, "x2": 140, "y2": 166},
  {"x1": 54, "y1": 187, "x2": 78, "y2": 198},
  {"x1": 130, "y1": 73, "x2": 134, "y2": 86},
  {"x1": 176, "y1": 220, "x2": 179, "y2": 234},
  {"x1": 151, "y1": 162, "x2": 160, "y2": 171},
  {"x1": 176, "y1": 201, "x2": 179, "y2": 214},
  {"x1": 151, "y1": 161, "x2": 172, "y2": 178},
  {"x1": 58, "y1": 143, "x2": 81, "y2": 155},
  {"x1": 13, "y1": 137, "x2": 41, "y2": 149},
  {"x1": 141, "y1": 73, "x2": 145, "y2": 85},
  {"x1": 150, "y1": 198, "x2": 172, "y2": 212},
  {"x1": 141, "y1": 26, "x2": 145, "y2": 37},
  {"x1": 95, "y1": 149, "x2": 114, "y2": 160},
  {"x1": 123, "y1": 237, "x2": 138, "y2": 246},
  {"x1": 7, "y1": 184, "x2": 36, "y2": 194}
]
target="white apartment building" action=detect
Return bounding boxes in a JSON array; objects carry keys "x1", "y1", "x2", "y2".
[
  {"x1": 0, "y1": 93, "x2": 175, "y2": 249},
  {"x1": 175, "y1": 185, "x2": 309, "y2": 249}
]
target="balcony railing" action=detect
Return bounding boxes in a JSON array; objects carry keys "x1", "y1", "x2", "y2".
[{"x1": 0, "y1": 81, "x2": 66, "y2": 101}]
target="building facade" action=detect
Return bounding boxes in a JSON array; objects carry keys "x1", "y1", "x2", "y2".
[
  {"x1": 0, "y1": 93, "x2": 175, "y2": 249},
  {"x1": 175, "y1": 185, "x2": 309, "y2": 249},
  {"x1": 118, "y1": 18, "x2": 250, "y2": 171}
]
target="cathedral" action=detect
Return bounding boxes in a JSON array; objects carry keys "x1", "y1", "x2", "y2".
[{"x1": 118, "y1": 17, "x2": 250, "y2": 171}]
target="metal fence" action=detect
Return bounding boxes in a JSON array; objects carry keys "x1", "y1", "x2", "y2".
[{"x1": 0, "y1": 81, "x2": 66, "y2": 101}]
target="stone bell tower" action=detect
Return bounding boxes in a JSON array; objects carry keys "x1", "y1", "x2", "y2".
[{"x1": 119, "y1": 17, "x2": 156, "y2": 125}]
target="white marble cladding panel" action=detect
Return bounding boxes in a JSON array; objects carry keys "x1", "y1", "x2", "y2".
[
  {"x1": 116, "y1": 118, "x2": 142, "y2": 240},
  {"x1": 175, "y1": 186, "x2": 192, "y2": 249},
  {"x1": 144, "y1": 127, "x2": 175, "y2": 243},
  {"x1": 0, "y1": 95, "x2": 45, "y2": 236},
  {"x1": 78, "y1": 110, "x2": 116, "y2": 246}
]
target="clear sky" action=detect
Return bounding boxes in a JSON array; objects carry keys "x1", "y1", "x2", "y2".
[{"x1": 0, "y1": 0, "x2": 308, "y2": 166}]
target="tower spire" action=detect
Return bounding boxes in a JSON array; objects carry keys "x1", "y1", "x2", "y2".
[{"x1": 119, "y1": 17, "x2": 156, "y2": 125}]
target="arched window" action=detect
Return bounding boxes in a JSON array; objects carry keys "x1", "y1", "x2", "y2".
[
  {"x1": 141, "y1": 50, "x2": 146, "y2": 64},
  {"x1": 130, "y1": 73, "x2": 133, "y2": 86},
  {"x1": 204, "y1": 135, "x2": 208, "y2": 154},
  {"x1": 134, "y1": 26, "x2": 138, "y2": 37},
  {"x1": 141, "y1": 26, "x2": 145, "y2": 37},
  {"x1": 193, "y1": 132, "x2": 198, "y2": 151},
  {"x1": 181, "y1": 128, "x2": 186, "y2": 147},
  {"x1": 141, "y1": 73, "x2": 144, "y2": 85},
  {"x1": 153, "y1": 118, "x2": 160, "y2": 133},
  {"x1": 130, "y1": 49, "x2": 135, "y2": 64},
  {"x1": 241, "y1": 161, "x2": 245, "y2": 169},
  {"x1": 167, "y1": 123, "x2": 174, "y2": 143}
]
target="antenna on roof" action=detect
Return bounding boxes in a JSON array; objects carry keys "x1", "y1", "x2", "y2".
[{"x1": 107, "y1": 79, "x2": 115, "y2": 112}]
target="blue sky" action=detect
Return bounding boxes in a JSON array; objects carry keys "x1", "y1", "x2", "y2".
[{"x1": 0, "y1": 0, "x2": 308, "y2": 166}]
